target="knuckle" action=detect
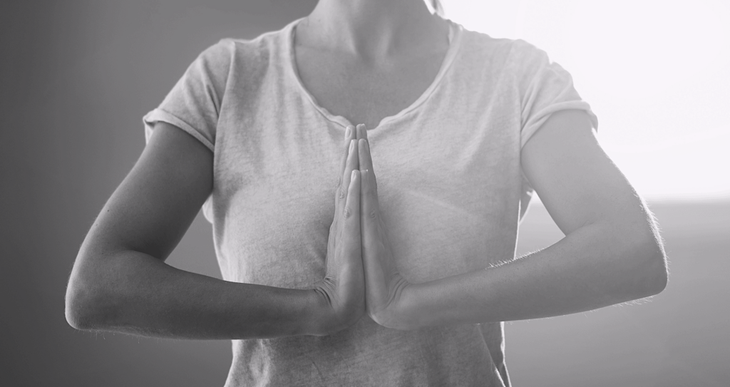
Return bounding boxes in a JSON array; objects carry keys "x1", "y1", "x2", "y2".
[
  {"x1": 343, "y1": 206, "x2": 352, "y2": 219},
  {"x1": 369, "y1": 210, "x2": 378, "y2": 219}
]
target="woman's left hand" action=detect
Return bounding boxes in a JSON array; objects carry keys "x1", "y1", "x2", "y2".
[{"x1": 354, "y1": 124, "x2": 413, "y2": 330}]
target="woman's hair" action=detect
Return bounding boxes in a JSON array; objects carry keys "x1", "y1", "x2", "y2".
[{"x1": 430, "y1": 0, "x2": 445, "y2": 17}]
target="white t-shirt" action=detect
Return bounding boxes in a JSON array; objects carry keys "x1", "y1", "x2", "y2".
[{"x1": 143, "y1": 17, "x2": 597, "y2": 387}]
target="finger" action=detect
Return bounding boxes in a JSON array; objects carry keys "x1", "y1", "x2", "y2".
[
  {"x1": 339, "y1": 139, "x2": 359, "y2": 206},
  {"x1": 338, "y1": 125, "x2": 356, "y2": 187},
  {"x1": 357, "y1": 139, "x2": 373, "y2": 174},
  {"x1": 360, "y1": 169, "x2": 388, "y2": 302},
  {"x1": 360, "y1": 169, "x2": 380, "y2": 237},
  {"x1": 356, "y1": 123, "x2": 368, "y2": 141},
  {"x1": 340, "y1": 169, "x2": 363, "y2": 281},
  {"x1": 358, "y1": 139, "x2": 378, "y2": 197},
  {"x1": 343, "y1": 170, "x2": 361, "y2": 235}
]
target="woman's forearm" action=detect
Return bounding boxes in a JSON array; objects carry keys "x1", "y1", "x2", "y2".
[
  {"x1": 397, "y1": 221, "x2": 667, "y2": 329},
  {"x1": 65, "y1": 124, "x2": 365, "y2": 340},
  {"x1": 65, "y1": 250, "x2": 322, "y2": 339}
]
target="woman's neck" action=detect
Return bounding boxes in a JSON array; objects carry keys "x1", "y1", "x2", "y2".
[{"x1": 300, "y1": 0, "x2": 446, "y2": 62}]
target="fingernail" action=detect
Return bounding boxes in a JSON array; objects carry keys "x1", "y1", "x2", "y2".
[
  {"x1": 345, "y1": 126, "x2": 351, "y2": 138},
  {"x1": 349, "y1": 139, "x2": 355, "y2": 152},
  {"x1": 351, "y1": 169, "x2": 357, "y2": 179}
]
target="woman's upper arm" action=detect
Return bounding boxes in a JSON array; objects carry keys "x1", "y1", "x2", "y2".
[
  {"x1": 520, "y1": 109, "x2": 667, "y2": 295},
  {"x1": 79, "y1": 121, "x2": 213, "y2": 261},
  {"x1": 521, "y1": 109, "x2": 653, "y2": 238}
]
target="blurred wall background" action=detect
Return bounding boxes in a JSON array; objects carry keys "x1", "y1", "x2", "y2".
[{"x1": 1, "y1": 1, "x2": 728, "y2": 386}]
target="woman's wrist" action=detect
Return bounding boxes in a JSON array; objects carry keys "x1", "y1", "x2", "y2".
[
  {"x1": 367, "y1": 281, "x2": 420, "y2": 331},
  {"x1": 299, "y1": 288, "x2": 330, "y2": 336},
  {"x1": 393, "y1": 282, "x2": 418, "y2": 330},
  {"x1": 301, "y1": 287, "x2": 359, "y2": 336}
]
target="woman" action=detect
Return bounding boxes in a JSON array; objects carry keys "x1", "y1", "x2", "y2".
[{"x1": 65, "y1": 0, "x2": 668, "y2": 385}]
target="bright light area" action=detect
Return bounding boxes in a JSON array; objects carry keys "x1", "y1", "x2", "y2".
[{"x1": 442, "y1": 0, "x2": 730, "y2": 201}]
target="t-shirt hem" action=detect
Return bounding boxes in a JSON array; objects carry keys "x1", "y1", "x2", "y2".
[
  {"x1": 142, "y1": 108, "x2": 215, "y2": 152},
  {"x1": 520, "y1": 102, "x2": 598, "y2": 149}
]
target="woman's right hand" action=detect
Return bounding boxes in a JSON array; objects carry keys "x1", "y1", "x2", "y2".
[{"x1": 310, "y1": 126, "x2": 365, "y2": 335}]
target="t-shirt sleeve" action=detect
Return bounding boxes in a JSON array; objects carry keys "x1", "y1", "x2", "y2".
[
  {"x1": 515, "y1": 40, "x2": 598, "y2": 148},
  {"x1": 142, "y1": 39, "x2": 233, "y2": 151}
]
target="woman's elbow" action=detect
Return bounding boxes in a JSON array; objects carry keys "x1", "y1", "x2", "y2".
[
  {"x1": 628, "y1": 228, "x2": 668, "y2": 299},
  {"x1": 65, "y1": 273, "x2": 99, "y2": 330},
  {"x1": 64, "y1": 262, "x2": 116, "y2": 331},
  {"x1": 65, "y1": 281, "x2": 91, "y2": 330},
  {"x1": 640, "y1": 250, "x2": 668, "y2": 298}
]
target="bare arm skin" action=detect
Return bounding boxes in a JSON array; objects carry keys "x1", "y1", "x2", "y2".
[
  {"x1": 357, "y1": 110, "x2": 668, "y2": 329},
  {"x1": 65, "y1": 122, "x2": 364, "y2": 339}
]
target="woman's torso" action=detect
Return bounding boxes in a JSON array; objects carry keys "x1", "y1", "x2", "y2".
[
  {"x1": 211, "y1": 18, "x2": 519, "y2": 385},
  {"x1": 143, "y1": 15, "x2": 593, "y2": 386}
]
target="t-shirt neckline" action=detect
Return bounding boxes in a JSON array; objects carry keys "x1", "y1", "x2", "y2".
[{"x1": 285, "y1": 17, "x2": 462, "y2": 131}]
